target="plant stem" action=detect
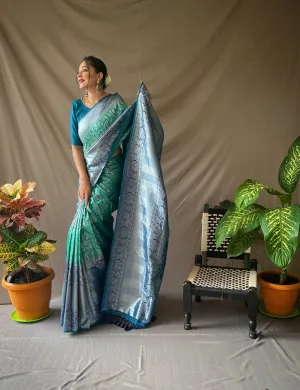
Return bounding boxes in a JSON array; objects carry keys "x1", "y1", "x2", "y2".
[
  {"x1": 25, "y1": 268, "x2": 30, "y2": 284},
  {"x1": 280, "y1": 269, "x2": 287, "y2": 284}
]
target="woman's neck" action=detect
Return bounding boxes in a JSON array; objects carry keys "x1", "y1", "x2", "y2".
[{"x1": 83, "y1": 89, "x2": 109, "y2": 105}]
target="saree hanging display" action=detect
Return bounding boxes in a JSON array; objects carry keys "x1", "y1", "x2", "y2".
[{"x1": 60, "y1": 84, "x2": 169, "y2": 332}]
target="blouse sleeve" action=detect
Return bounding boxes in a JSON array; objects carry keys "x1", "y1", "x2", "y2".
[{"x1": 70, "y1": 102, "x2": 83, "y2": 146}]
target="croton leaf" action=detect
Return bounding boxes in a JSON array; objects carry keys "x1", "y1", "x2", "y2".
[
  {"x1": 18, "y1": 257, "x2": 30, "y2": 267},
  {"x1": 18, "y1": 240, "x2": 29, "y2": 250},
  {"x1": 20, "y1": 224, "x2": 36, "y2": 242},
  {"x1": 278, "y1": 136, "x2": 300, "y2": 194},
  {"x1": 14, "y1": 180, "x2": 23, "y2": 192},
  {"x1": 24, "y1": 206, "x2": 44, "y2": 219},
  {"x1": 11, "y1": 210, "x2": 26, "y2": 227},
  {"x1": 0, "y1": 226, "x2": 21, "y2": 250},
  {"x1": 0, "y1": 214, "x2": 9, "y2": 224},
  {"x1": 37, "y1": 241, "x2": 56, "y2": 255},
  {"x1": 25, "y1": 245, "x2": 39, "y2": 253},
  {"x1": 6, "y1": 257, "x2": 21, "y2": 272},
  {"x1": 227, "y1": 228, "x2": 260, "y2": 258},
  {"x1": 0, "y1": 191, "x2": 11, "y2": 203},
  {"x1": 260, "y1": 206, "x2": 300, "y2": 269},
  {"x1": 0, "y1": 184, "x2": 15, "y2": 197},
  {"x1": 26, "y1": 253, "x2": 49, "y2": 263},
  {"x1": 0, "y1": 180, "x2": 23, "y2": 198},
  {"x1": 16, "y1": 182, "x2": 36, "y2": 199},
  {"x1": 235, "y1": 179, "x2": 291, "y2": 210},
  {"x1": 215, "y1": 204, "x2": 264, "y2": 248},
  {"x1": 0, "y1": 243, "x2": 20, "y2": 262},
  {"x1": 27, "y1": 231, "x2": 47, "y2": 248},
  {"x1": 6, "y1": 197, "x2": 45, "y2": 212}
]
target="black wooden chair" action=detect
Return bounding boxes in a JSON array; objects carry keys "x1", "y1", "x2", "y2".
[{"x1": 183, "y1": 201, "x2": 258, "y2": 339}]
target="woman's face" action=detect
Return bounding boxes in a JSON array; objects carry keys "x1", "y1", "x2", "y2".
[{"x1": 77, "y1": 61, "x2": 103, "y2": 90}]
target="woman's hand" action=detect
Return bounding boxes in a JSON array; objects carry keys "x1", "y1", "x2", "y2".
[{"x1": 78, "y1": 178, "x2": 91, "y2": 207}]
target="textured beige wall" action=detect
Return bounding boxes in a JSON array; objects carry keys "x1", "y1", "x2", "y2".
[{"x1": 1, "y1": 0, "x2": 300, "y2": 303}]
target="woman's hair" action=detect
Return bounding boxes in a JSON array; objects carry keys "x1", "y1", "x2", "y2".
[{"x1": 83, "y1": 55, "x2": 108, "y2": 89}]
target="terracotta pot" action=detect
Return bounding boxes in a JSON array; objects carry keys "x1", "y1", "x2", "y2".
[
  {"x1": 1, "y1": 266, "x2": 55, "y2": 321},
  {"x1": 258, "y1": 270, "x2": 300, "y2": 316}
]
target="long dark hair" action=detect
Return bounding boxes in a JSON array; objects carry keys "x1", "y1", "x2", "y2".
[{"x1": 83, "y1": 55, "x2": 108, "y2": 89}]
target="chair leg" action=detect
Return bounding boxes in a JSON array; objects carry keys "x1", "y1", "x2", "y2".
[
  {"x1": 247, "y1": 287, "x2": 258, "y2": 339},
  {"x1": 183, "y1": 281, "x2": 192, "y2": 330},
  {"x1": 195, "y1": 295, "x2": 201, "y2": 303}
]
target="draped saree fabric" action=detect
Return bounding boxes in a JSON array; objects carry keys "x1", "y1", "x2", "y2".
[{"x1": 60, "y1": 84, "x2": 169, "y2": 332}]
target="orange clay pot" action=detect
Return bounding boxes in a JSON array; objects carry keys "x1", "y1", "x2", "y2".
[
  {"x1": 2, "y1": 266, "x2": 55, "y2": 321},
  {"x1": 258, "y1": 270, "x2": 300, "y2": 316}
]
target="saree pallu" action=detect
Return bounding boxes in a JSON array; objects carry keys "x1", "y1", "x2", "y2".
[{"x1": 60, "y1": 84, "x2": 169, "y2": 332}]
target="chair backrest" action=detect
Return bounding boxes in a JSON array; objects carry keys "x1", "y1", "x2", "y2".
[{"x1": 201, "y1": 201, "x2": 250, "y2": 267}]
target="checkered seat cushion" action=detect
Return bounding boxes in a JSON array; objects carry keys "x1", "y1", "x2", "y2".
[{"x1": 187, "y1": 266, "x2": 257, "y2": 291}]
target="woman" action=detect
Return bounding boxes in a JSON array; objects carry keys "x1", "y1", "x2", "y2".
[{"x1": 60, "y1": 56, "x2": 169, "y2": 333}]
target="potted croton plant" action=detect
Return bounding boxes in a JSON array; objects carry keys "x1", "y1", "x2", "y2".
[
  {"x1": 0, "y1": 180, "x2": 56, "y2": 322},
  {"x1": 215, "y1": 136, "x2": 300, "y2": 317}
]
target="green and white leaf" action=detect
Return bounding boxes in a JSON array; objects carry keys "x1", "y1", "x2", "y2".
[
  {"x1": 227, "y1": 228, "x2": 260, "y2": 258},
  {"x1": 260, "y1": 206, "x2": 300, "y2": 269},
  {"x1": 235, "y1": 179, "x2": 291, "y2": 210},
  {"x1": 0, "y1": 226, "x2": 21, "y2": 250},
  {"x1": 235, "y1": 180, "x2": 265, "y2": 209},
  {"x1": 215, "y1": 204, "x2": 264, "y2": 248},
  {"x1": 278, "y1": 136, "x2": 300, "y2": 194}
]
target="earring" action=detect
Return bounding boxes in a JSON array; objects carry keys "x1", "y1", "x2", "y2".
[
  {"x1": 84, "y1": 89, "x2": 88, "y2": 97},
  {"x1": 96, "y1": 79, "x2": 101, "y2": 92}
]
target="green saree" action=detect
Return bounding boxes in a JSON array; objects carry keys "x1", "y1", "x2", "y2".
[{"x1": 61, "y1": 85, "x2": 169, "y2": 332}]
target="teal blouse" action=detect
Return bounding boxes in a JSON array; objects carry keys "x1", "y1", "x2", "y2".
[{"x1": 70, "y1": 99, "x2": 90, "y2": 146}]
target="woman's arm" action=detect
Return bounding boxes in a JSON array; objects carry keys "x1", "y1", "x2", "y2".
[
  {"x1": 72, "y1": 146, "x2": 91, "y2": 206},
  {"x1": 72, "y1": 146, "x2": 89, "y2": 182},
  {"x1": 70, "y1": 102, "x2": 91, "y2": 206}
]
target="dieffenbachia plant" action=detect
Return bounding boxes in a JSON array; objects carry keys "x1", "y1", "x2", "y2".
[
  {"x1": 0, "y1": 180, "x2": 56, "y2": 282},
  {"x1": 215, "y1": 136, "x2": 300, "y2": 283}
]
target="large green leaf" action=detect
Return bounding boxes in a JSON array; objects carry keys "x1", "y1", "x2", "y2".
[
  {"x1": 260, "y1": 206, "x2": 300, "y2": 269},
  {"x1": 278, "y1": 136, "x2": 300, "y2": 194},
  {"x1": 215, "y1": 204, "x2": 264, "y2": 248},
  {"x1": 227, "y1": 228, "x2": 260, "y2": 258},
  {"x1": 235, "y1": 180, "x2": 265, "y2": 209},
  {"x1": 235, "y1": 179, "x2": 291, "y2": 210},
  {"x1": 27, "y1": 231, "x2": 47, "y2": 248},
  {"x1": 0, "y1": 226, "x2": 21, "y2": 250}
]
